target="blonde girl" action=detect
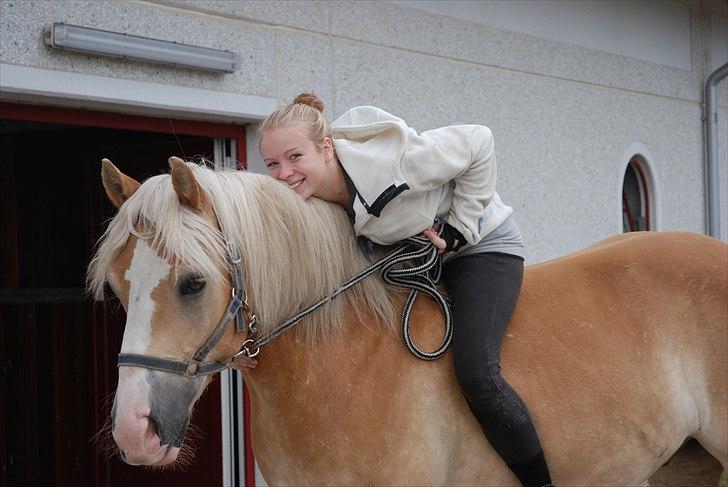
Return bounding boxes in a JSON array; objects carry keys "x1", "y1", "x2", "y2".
[{"x1": 247, "y1": 92, "x2": 552, "y2": 487}]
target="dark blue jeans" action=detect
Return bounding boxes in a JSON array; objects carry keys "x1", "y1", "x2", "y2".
[{"x1": 442, "y1": 252, "x2": 543, "y2": 465}]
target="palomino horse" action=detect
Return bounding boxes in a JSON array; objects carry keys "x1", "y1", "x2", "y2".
[{"x1": 88, "y1": 158, "x2": 727, "y2": 486}]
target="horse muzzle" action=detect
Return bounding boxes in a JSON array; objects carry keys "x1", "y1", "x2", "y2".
[
  {"x1": 111, "y1": 407, "x2": 181, "y2": 465},
  {"x1": 111, "y1": 367, "x2": 202, "y2": 465}
]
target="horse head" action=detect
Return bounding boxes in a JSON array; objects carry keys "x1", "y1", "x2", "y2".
[
  {"x1": 89, "y1": 157, "x2": 396, "y2": 469},
  {"x1": 92, "y1": 158, "x2": 252, "y2": 466}
]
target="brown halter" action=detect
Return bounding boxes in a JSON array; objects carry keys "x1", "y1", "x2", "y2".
[{"x1": 117, "y1": 244, "x2": 259, "y2": 378}]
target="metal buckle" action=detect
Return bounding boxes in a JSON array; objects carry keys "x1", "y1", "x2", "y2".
[{"x1": 248, "y1": 314, "x2": 258, "y2": 334}]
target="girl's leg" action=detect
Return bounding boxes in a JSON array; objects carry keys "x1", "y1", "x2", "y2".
[{"x1": 442, "y1": 252, "x2": 551, "y2": 487}]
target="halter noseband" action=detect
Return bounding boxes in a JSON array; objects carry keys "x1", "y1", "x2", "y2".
[{"x1": 117, "y1": 243, "x2": 259, "y2": 379}]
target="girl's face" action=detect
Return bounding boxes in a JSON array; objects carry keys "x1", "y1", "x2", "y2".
[{"x1": 260, "y1": 124, "x2": 331, "y2": 200}]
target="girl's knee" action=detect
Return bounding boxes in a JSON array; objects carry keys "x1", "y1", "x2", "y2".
[{"x1": 454, "y1": 360, "x2": 501, "y2": 399}]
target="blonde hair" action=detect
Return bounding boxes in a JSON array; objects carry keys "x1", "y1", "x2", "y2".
[
  {"x1": 258, "y1": 92, "x2": 331, "y2": 149},
  {"x1": 87, "y1": 163, "x2": 396, "y2": 345}
]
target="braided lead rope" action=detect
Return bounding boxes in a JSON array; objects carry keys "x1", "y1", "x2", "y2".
[
  {"x1": 379, "y1": 236, "x2": 452, "y2": 360},
  {"x1": 250, "y1": 244, "x2": 410, "y2": 350},
  {"x1": 250, "y1": 236, "x2": 452, "y2": 360}
]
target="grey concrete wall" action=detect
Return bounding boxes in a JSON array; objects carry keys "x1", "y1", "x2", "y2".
[{"x1": 1, "y1": 0, "x2": 725, "y2": 262}]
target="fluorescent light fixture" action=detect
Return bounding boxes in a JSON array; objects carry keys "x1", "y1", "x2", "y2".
[{"x1": 44, "y1": 22, "x2": 238, "y2": 73}]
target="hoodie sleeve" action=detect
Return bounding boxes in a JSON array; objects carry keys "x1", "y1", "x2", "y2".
[{"x1": 400, "y1": 124, "x2": 496, "y2": 244}]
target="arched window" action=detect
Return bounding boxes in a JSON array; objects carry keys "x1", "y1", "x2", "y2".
[{"x1": 622, "y1": 156, "x2": 651, "y2": 232}]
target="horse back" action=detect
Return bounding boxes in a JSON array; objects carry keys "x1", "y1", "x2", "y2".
[
  {"x1": 503, "y1": 231, "x2": 727, "y2": 481},
  {"x1": 517, "y1": 230, "x2": 727, "y2": 375}
]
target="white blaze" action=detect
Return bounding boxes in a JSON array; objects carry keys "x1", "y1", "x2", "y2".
[{"x1": 121, "y1": 239, "x2": 171, "y2": 354}]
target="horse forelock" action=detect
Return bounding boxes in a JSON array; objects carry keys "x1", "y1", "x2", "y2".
[
  {"x1": 87, "y1": 173, "x2": 228, "y2": 301},
  {"x1": 88, "y1": 162, "x2": 396, "y2": 344}
]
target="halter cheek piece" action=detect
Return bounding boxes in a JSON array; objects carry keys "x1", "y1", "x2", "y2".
[{"x1": 117, "y1": 244, "x2": 261, "y2": 379}]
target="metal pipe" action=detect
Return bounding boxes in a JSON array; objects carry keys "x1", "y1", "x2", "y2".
[{"x1": 704, "y1": 62, "x2": 728, "y2": 239}]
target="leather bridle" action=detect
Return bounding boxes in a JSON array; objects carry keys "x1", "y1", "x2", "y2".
[
  {"x1": 117, "y1": 233, "x2": 453, "y2": 379},
  {"x1": 117, "y1": 243, "x2": 260, "y2": 379}
]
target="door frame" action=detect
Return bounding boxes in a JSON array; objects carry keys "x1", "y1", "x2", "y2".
[
  {"x1": 1, "y1": 101, "x2": 255, "y2": 487},
  {"x1": 0, "y1": 103, "x2": 248, "y2": 169}
]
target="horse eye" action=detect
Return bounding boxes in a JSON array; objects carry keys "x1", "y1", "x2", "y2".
[{"x1": 179, "y1": 276, "x2": 206, "y2": 296}]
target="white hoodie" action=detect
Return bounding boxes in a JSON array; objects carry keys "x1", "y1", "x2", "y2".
[{"x1": 331, "y1": 106, "x2": 513, "y2": 246}]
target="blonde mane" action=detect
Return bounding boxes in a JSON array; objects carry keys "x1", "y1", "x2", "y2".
[{"x1": 87, "y1": 163, "x2": 396, "y2": 343}]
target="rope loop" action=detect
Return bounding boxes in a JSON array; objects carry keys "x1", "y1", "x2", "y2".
[{"x1": 379, "y1": 236, "x2": 452, "y2": 360}]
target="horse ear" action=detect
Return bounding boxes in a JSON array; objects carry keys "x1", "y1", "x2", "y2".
[
  {"x1": 168, "y1": 156, "x2": 203, "y2": 210},
  {"x1": 101, "y1": 158, "x2": 141, "y2": 209}
]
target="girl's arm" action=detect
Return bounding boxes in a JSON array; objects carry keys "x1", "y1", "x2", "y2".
[{"x1": 401, "y1": 125, "x2": 496, "y2": 244}]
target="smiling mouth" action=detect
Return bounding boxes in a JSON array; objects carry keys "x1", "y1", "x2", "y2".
[{"x1": 288, "y1": 179, "x2": 305, "y2": 190}]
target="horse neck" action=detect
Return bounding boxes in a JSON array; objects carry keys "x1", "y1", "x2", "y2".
[
  {"x1": 242, "y1": 288, "x2": 455, "y2": 416},
  {"x1": 241, "y1": 294, "x2": 469, "y2": 483},
  {"x1": 245, "y1": 302, "x2": 395, "y2": 392},
  {"x1": 242, "y1": 295, "x2": 409, "y2": 420}
]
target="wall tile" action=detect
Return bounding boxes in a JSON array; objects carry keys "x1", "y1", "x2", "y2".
[
  {"x1": 330, "y1": 1, "x2": 702, "y2": 103},
  {"x1": 155, "y1": 0, "x2": 329, "y2": 33}
]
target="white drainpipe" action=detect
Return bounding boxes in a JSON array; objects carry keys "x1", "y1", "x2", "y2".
[{"x1": 704, "y1": 62, "x2": 728, "y2": 239}]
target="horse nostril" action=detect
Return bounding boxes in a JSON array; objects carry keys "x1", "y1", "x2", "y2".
[
  {"x1": 149, "y1": 409, "x2": 188, "y2": 448},
  {"x1": 148, "y1": 414, "x2": 161, "y2": 444}
]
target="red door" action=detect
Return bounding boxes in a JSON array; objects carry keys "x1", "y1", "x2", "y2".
[{"x1": 0, "y1": 103, "x2": 254, "y2": 487}]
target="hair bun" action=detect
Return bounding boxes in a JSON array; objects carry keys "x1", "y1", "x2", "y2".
[{"x1": 292, "y1": 92, "x2": 325, "y2": 112}]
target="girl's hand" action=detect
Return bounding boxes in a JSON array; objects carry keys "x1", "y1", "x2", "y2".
[
  {"x1": 422, "y1": 225, "x2": 448, "y2": 254},
  {"x1": 231, "y1": 355, "x2": 258, "y2": 372}
]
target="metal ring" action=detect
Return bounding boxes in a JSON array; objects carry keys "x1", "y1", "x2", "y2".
[{"x1": 235, "y1": 339, "x2": 260, "y2": 358}]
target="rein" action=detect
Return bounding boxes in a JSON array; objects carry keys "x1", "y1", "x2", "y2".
[
  {"x1": 242, "y1": 234, "x2": 452, "y2": 361},
  {"x1": 118, "y1": 235, "x2": 452, "y2": 378}
]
